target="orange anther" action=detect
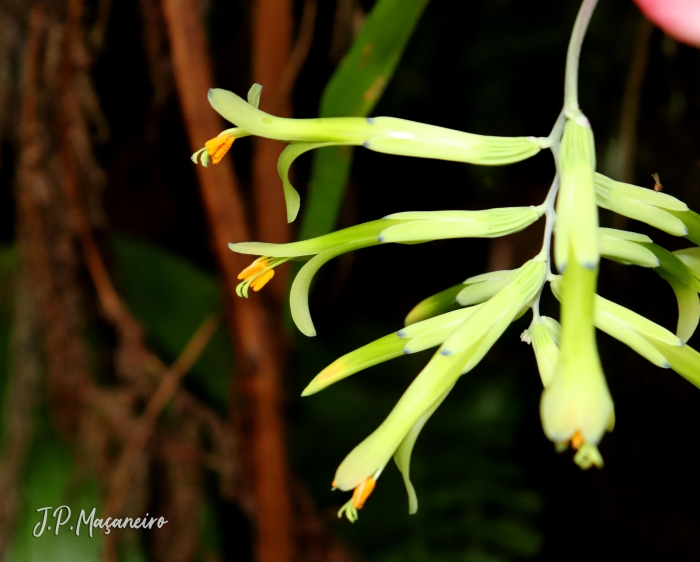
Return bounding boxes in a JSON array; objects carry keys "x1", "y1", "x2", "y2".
[
  {"x1": 571, "y1": 430, "x2": 584, "y2": 450},
  {"x1": 351, "y1": 477, "x2": 376, "y2": 509},
  {"x1": 204, "y1": 134, "x2": 235, "y2": 164},
  {"x1": 251, "y1": 269, "x2": 275, "y2": 291},
  {"x1": 238, "y1": 257, "x2": 269, "y2": 281}
]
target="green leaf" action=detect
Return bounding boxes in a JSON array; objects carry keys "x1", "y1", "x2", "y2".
[
  {"x1": 110, "y1": 234, "x2": 233, "y2": 406},
  {"x1": 299, "y1": 0, "x2": 430, "y2": 240}
]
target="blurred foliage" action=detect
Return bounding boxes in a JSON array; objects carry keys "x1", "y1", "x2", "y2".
[{"x1": 110, "y1": 234, "x2": 232, "y2": 407}]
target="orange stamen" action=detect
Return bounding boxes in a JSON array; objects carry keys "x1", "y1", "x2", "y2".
[
  {"x1": 237, "y1": 257, "x2": 269, "y2": 281},
  {"x1": 351, "y1": 477, "x2": 376, "y2": 509},
  {"x1": 251, "y1": 269, "x2": 275, "y2": 291},
  {"x1": 204, "y1": 134, "x2": 235, "y2": 164},
  {"x1": 571, "y1": 430, "x2": 584, "y2": 450}
]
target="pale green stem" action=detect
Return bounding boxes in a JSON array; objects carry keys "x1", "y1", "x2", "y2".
[{"x1": 564, "y1": 0, "x2": 600, "y2": 117}]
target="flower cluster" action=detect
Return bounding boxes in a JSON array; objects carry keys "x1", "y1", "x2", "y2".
[{"x1": 192, "y1": 1, "x2": 700, "y2": 522}]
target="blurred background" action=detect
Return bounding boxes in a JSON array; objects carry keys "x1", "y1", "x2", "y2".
[{"x1": 1, "y1": 0, "x2": 700, "y2": 560}]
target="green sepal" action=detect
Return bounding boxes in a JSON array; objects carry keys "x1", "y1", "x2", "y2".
[
  {"x1": 599, "y1": 228, "x2": 659, "y2": 268},
  {"x1": 378, "y1": 207, "x2": 541, "y2": 244},
  {"x1": 229, "y1": 219, "x2": 402, "y2": 258},
  {"x1": 440, "y1": 259, "x2": 546, "y2": 356},
  {"x1": 527, "y1": 316, "x2": 562, "y2": 387},
  {"x1": 404, "y1": 284, "x2": 463, "y2": 326},
  {"x1": 277, "y1": 142, "x2": 337, "y2": 222},
  {"x1": 301, "y1": 334, "x2": 406, "y2": 396},
  {"x1": 674, "y1": 247, "x2": 700, "y2": 278},
  {"x1": 651, "y1": 341, "x2": 700, "y2": 388},
  {"x1": 209, "y1": 88, "x2": 376, "y2": 142},
  {"x1": 555, "y1": 118, "x2": 599, "y2": 270},
  {"x1": 595, "y1": 173, "x2": 688, "y2": 210}
]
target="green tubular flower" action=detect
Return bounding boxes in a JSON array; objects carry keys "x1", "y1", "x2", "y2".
[
  {"x1": 193, "y1": 85, "x2": 544, "y2": 222},
  {"x1": 230, "y1": 211, "x2": 544, "y2": 336},
  {"x1": 522, "y1": 317, "x2": 561, "y2": 388},
  {"x1": 554, "y1": 116, "x2": 599, "y2": 271},
  {"x1": 330, "y1": 258, "x2": 546, "y2": 518},
  {"x1": 598, "y1": 228, "x2": 659, "y2": 268},
  {"x1": 540, "y1": 257, "x2": 613, "y2": 466},
  {"x1": 594, "y1": 173, "x2": 689, "y2": 237}
]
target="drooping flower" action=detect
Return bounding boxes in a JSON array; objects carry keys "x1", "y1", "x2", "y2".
[{"x1": 193, "y1": 84, "x2": 546, "y2": 222}]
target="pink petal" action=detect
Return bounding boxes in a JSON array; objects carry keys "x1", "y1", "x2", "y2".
[{"x1": 634, "y1": 0, "x2": 700, "y2": 47}]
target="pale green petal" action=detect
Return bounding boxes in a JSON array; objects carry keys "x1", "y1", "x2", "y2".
[
  {"x1": 393, "y1": 384, "x2": 454, "y2": 514},
  {"x1": 277, "y1": 142, "x2": 336, "y2": 222},
  {"x1": 657, "y1": 270, "x2": 700, "y2": 343},
  {"x1": 301, "y1": 334, "x2": 406, "y2": 396},
  {"x1": 247, "y1": 83, "x2": 263, "y2": 108},
  {"x1": 290, "y1": 240, "x2": 368, "y2": 336},
  {"x1": 404, "y1": 285, "x2": 463, "y2": 326}
]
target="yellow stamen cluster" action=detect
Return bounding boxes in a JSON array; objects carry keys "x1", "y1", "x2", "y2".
[
  {"x1": 237, "y1": 257, "x2": 275, "y2": 291},
  {"x1": 351, "y1": 477, "x2": 376, "y2": 509},
  {"x1": 235, "y1": 256, "x2": 290, "y2": 298},
  {"x1": 336, "y1": 477, "x2": 377, "y2": 523},
  {"x1": 205, "y1": 134, "x2": 235, "y2": 164}
]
